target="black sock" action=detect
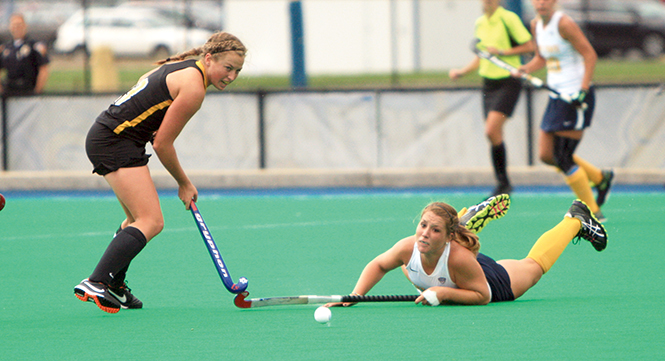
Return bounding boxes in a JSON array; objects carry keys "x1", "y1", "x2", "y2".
[
  {"x1": 491, "y1": 143, "x2": 510, "y2": 186},
  {"x1": 89, "y1": 226, "x2": 147, "y2": 286},
  {"x1": 110, "y1": 266, "x2": 129, "y2": 289},
  {"x1": 109, "y1": 224, "x2": 128, "y2": 288}
]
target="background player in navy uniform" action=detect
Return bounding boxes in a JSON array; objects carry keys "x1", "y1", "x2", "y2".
[
  {"x1": 449, "y1": 0, "x2": 534, "y2": 196},
  {"x1": 0, "y1": 13, "x2": 49, "y2": 96},
  {"x1": 75, "y1": 32, "x2": 247, "y2": 314},
  {"x1": 519, "y1": 0, "x2": 613, "y2": 221}
]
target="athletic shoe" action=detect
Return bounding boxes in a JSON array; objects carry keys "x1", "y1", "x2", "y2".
[
  {"x1": 491, "y1": 183, "x2": 513, "y2": 197},
  {"x1": 460, "y1": 194, "x2": 511, "y2": 234},
  {"x1": 74, "y1": 279, "x2": 121, "y2": 314},
  {"x1": 595, "y1": 169, "x2": 614, "y2": 207},
  {"x1": 565, "y1": 200, "x2": 608, "y2": 252},
  {"x1": 109, "y1": 282, "x2": 143, "y2": 309}
]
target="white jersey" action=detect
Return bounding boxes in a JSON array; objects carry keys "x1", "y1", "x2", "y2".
[
  {"x1": 405, "y1": 241, "x2": 458, "y2": 292},
  {"x1": 536, "y1": 11, "x2": 585, "y2": 95}
]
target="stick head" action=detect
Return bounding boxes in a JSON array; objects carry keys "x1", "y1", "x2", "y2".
[
  {"x1": 470, "y1": 38, "x2": 491, "y2": 59},
  {"x1": 234, "y1": 291, "x2": 252, "y2": 308}
]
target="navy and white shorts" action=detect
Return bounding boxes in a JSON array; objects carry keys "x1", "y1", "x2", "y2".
[
  {"x1": 85, "y1": 121, "x2": 151, "y2": 176},
  {"x1": 541, "y1": 87, "x2": 596, "y2": 132},
  {"x1": 477, "y1": 253, "x2": 515, "y2": 303}
]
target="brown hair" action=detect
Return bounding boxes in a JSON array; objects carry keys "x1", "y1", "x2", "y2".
[
  {"x1": 155, "y1": 31, "x2": 247, "y2": 65},
  {"x1": 422, "y1": 202, "x2": 480, "y2": 255}
]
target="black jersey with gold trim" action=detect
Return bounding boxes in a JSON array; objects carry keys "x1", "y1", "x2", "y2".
[{"x1": 96, "y1": 59, "x2": 205, "y2": 144}]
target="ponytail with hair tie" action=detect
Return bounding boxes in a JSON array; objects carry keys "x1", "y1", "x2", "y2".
[{"x1": 154, "y1": 31, "x2": 246, "y2": 66}]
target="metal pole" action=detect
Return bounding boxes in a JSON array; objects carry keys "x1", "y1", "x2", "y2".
[
  {"x1": 503, "y1": 0, "x2": 522, "y2": 18},
  {"x1": 2, "y1": 95, "x2": 7, "y2": 171},
  {"x1": 375, "y1": 91, "x2": 383, "y2": 167},
  {"x1": 580, "y1": 0, "x2": 590, "y2": 33},
  {"x1": 289, "y1": 1, "x2": 307, "y2": 88},
  {"x1": 413, "y1": 0, "x2": 421, "y2": 72},
  {"x1": 258, "y1": 91, "x2": 267, "y2": 169},
  {"x1": 6, "y1": 0, "x2": 16, "y2": 21},
  {"x1": 526, "y1": 87, "x2": 534, "y2": 166},
  {"x1": 219, "y1": 0, "x2": 226, "y2": 30},
  {"x1": 390, "y1": 0, "x2": 398, "y2": 86},
  {"x1": 82, "y1": 0, "x2": 91, "y2": 92}
]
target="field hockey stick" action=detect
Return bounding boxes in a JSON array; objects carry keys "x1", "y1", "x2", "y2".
[
  {"x1": 234, "y1": 291, "x2": 418, "y2": 308},
  {"x1": 190, "y1": 201, "x2": 248, "y2": 294},
  {"x1": 470, "y1": 40, "x2": 587, "y2": 109}
]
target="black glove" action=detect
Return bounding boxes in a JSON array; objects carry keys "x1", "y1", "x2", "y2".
[{"x1": 571, "y1": 89, "x2": 588, "y2": 108}]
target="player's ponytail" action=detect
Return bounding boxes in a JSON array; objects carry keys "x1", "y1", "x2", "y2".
[{"x1": 453, "y1": 224, "x2": 481, "y2": 255}]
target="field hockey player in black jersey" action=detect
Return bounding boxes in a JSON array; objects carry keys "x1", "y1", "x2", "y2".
[{"x1": 75, "y1": 32, "x2": 247, "y2": 313}]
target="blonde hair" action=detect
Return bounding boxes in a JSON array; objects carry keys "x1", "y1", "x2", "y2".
[
  {"x1": 155, "y1": 31, "x2": 247, "y2": 65},
  {"x1": 422, "y1": 202, "x2": 481, "y2": 255}
]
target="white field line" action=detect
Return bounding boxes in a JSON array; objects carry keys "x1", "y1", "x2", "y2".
[{"x1": 3, "y1": 216, "x2": 410, "y2": 242}]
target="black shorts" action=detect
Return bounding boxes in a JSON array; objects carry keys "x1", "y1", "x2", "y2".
[
  {"x1": 477, "y1": 253, "x2": 515, "y2": 303},
  {"x1": 482, "y1": 77, "x2": 522, "y2": 119},
  {"x1": 85, "y1": 121, "x2": 151, "y2": 176}
]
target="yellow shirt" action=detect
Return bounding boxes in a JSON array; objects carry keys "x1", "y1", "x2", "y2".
[{"x1": 474, "y1": 7, "x2": 532, "y2": 79}]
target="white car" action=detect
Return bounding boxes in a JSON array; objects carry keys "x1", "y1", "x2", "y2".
[{"x1": 54, "y1": 7, "x2": 214, "y2": 57}]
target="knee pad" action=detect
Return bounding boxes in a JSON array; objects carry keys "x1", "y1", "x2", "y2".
[{"x1": 553, "y1": 135, "x2": 580, "y2": 174}]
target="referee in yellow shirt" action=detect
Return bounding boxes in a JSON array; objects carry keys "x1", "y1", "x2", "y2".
[{"x1": 449, "y1": 0, "x2": 534, "y2": 196}]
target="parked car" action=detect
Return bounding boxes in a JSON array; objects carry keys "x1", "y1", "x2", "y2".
[
  {"x1": 522, "y1": 0, "x2": 665, "y2": 58},
  {"x1": 118, "y1": 1, "x2": 224, "y2": 32},
  {"x1": 53, "y1": 6, "x2": 213, "y2": 58}
]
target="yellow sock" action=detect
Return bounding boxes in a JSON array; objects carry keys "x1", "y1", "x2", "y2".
[
  {"x1": 573, "y1": 155, "x2": 602, "y2": 185},
  {"x1": 527, "y1": 217, "x2": 580, "y2": 273},
  {"x1": 565, "y1": 167, "x2": 600, "y2": 213}
]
